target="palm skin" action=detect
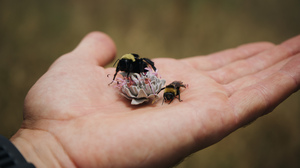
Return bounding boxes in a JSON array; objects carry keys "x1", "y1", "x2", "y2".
[{"x1": 11, "y1": 32, "x2": 300, "y2": 168}]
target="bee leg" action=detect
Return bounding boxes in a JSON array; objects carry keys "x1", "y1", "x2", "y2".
[
  {"x1": 140, "y1": 60, "x2": 145, "y2": 73},
  {"x1": 143, "y1": 58, "x2": 156, "y2": 71},
  {"x1": 126, "y1": 63, "x2": 134, "y2": 79},
  {"x1": 162, "y1": 96, "x2": 168, "y2": 105},
  {"x1": 157, "y1": 87, "x2": 166, "y2": 94},
  {"x1": 180, "y1": 84, "x2": 186, "y2": 88},
  {"x1": 108, "y1": 68, "x2": 119, "y2": 85},
  {"x1": 108, "y1": 74, "x2": 117, "y2": 85},
  {"x1": 168, "y1": 98, "x2": 174, "y2": 104},
  {"x1": 126, "y1": 72, "x2": 130, "y2": 78},
  {"x1": 177, "y1": 90, "x2": 183, "y2": 102}
]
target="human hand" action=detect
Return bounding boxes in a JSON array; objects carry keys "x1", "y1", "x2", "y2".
[{"x1": 10, "y1": 32, "x2": 300, "y2": 168}]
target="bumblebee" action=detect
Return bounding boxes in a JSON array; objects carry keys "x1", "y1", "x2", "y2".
[
  {"x1": 109, "y1": 53, "x2": 156, "y2": 85},
  {"x1": 157, "y1": 81, "x2": 187, "y2": 104}
]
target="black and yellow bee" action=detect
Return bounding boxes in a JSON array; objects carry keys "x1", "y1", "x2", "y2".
[
  {"x1": 157, "y1": 81, "x2": 187, "y2": 104},
  {"x1": 108, "y1": 53, "x2": 156, "y2": 85}
]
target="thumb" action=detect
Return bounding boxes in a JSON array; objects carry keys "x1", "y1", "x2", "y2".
[{"x1": 71, "y1": 31, "x2": 116, "y2": 66}]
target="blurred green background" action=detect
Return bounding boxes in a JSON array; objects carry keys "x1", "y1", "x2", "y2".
[{"x1": 1, "y1": 0, "x2": 300, "y2": 167}]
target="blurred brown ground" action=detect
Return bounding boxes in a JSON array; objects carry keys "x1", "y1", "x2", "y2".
[{"x1": 0, "y1": 0, "x2": 299, "y2": 167}]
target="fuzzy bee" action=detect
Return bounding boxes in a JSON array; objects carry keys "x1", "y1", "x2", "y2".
[
  {"x1": 108, "y1": 53, "x2": 156, "y2": 85},
  {"x1": 157, "y1": 81, "x2": 187, "y2": 104}
]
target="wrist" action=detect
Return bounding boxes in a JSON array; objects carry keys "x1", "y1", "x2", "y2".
[
  {"x1": 10, "y1": 128, "x2": 75, "y2": 168},
  {"x1": 0, "y1": 134, "x2": 35, "y2": 168}
]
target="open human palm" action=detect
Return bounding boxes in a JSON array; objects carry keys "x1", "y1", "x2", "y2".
[{"x1": 11, "y1": 32, "x2": 300, "y2": 168}]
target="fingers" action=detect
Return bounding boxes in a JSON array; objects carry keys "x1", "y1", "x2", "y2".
[
  {"x1": 208, "y1": 35, "x2": 300, "y2": 84},
  {"x1": 51, "y1": 31, "x2": 116, "y2": 70},
  {"x1": 72, "y1": 31, "x2": 116, "y2": 66},
  {"x1": 229, "y1": 54, "x2": 300, "y2": 126},
  {"x1": 224, "y1": 56, "x2": 293, "y2": 95},
  {"x1": 181, "y1": 42, "x2": 274, "y2": 71}
]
